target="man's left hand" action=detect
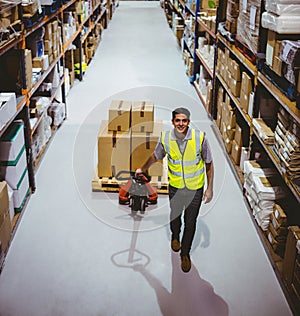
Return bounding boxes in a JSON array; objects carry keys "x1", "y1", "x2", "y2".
[{"x1": 203, "y1": 188, "x2": 213, "y2": 204}]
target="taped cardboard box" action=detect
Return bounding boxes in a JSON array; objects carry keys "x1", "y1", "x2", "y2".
[
  {"x1": 131, "y1": 120, "x2": 163, "y2": 176},
  {"x1": 108, "y1": 100, "x2": 131, "y2": 132},
  {"x1": 98, "y1": 120, "x2": 131, "y2": 178},
  {"x1": 131, "y1": 101, "x2": 154, "y2": 133},
  {"x1": 0, "y1": 212, "x2": 11, "y2": 253},
  {"x1": 231, "y1": 139, "x2": 241, "y2": 165}
]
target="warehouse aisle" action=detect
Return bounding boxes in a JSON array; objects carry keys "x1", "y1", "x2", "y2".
[{"x1": 0, "y1": 2, "x2": 293, "y2": 316}]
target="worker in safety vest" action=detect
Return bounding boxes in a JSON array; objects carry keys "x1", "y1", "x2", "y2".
[{"x1": 136, "y1": 107, "x2": 214, "y2": 273}]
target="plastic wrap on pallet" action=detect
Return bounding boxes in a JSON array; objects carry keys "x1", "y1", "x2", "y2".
[
  {"x1": 261, "y1": 11, "x2": 300, "y2": 34},
  {"x1": 265, "y1": 1, "x2": 300, "y2": 15},
  {"x1": 281, "y1": 40, "x2": 300, "y2": 67},
  {"x1": 236, "y1": 0, "x2": 262, "y2": 55}
]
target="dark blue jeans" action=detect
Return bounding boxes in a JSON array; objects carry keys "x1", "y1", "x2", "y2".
[{"x1": 168, "y1": 185, "x2": 204, "y2": 257}]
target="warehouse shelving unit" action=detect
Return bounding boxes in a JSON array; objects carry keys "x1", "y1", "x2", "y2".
[
  {"x1": 0, "y1": 0, "x2": 117, "y2": 270},
  {"x1": 162, "y1": 1, "x2": 300, "y2": 312}
]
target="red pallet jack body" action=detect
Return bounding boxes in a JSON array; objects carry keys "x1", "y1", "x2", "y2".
[{"x1": 116, "y1": 171, "x2": 158, "y2": 214}]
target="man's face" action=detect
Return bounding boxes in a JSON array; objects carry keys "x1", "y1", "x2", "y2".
[{"x1": 172, "y1": 113, "x2": 190, "y2": 136}]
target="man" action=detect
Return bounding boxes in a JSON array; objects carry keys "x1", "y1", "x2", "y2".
[{"x1": 136, "y1": 107, "x2": 214, "y2": 273}]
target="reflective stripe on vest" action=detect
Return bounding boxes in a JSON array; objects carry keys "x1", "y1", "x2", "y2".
[{"x1": 161, "y1": 129, "x2": 205, "y2": 190}]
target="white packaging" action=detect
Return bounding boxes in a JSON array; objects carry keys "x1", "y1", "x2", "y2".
[
  {"x1": 0, "y1": 93, "x2": 17, "y2": 132},
  {"x1": 0, "y1": 147, "x2": 27, "y2": 189},
  {"x1": 13, "y1": 168, "x2": 30, "y2": 213},
  {"x1": 48, "y1": 102, "x2": 66, "y2": 127},
  {"x1": 0, "y1": 122, "x2": 25, "y2": 162}
]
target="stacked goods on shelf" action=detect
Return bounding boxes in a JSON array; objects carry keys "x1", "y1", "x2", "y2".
[
  {"x1": 131, "y1": 101, "x2": 163, "y2": 177},
  {"x1": 274, "y1": 107, "x2": 300, "y2": 186},
  {"x1": 252, "y1": 118, "x2": 275, "y2": 145},
  {"x1": 198, "y1": 36, "x2": 214, "y2": 70},
  {"x1": 97, "y1": 100, "x2": 163, "y2": 179},
  {"x1": 240, "y1": 72, "x2": 254, "y2": 115},
  {"x1": 243, "y1": 160, "x2": 287, "y2": 231},
  {"x1": 21, "y1": 0, "x2": 43, "y2": 28},
  {"x1": 0, "y1": 182, "x2": 12, "y2": 256},
  {"x1": 0, "y1": 122, "x2": 30, "y2": 214},
  {"x1": 0, "y1": 0, "x2": 22, "y2": 47},
  {"x1": 216, "y1": 88, "x2": 236, "y2": 155},
  {"x1": 183, "y1": 49, "x2": 194, "y2": 77},
  {"x1": 196, "y1": 66, "x2": 212, "y2": 103},
  {"x1": 236, "y1": 0, "x2": 263, "y2": 55},
  {"x1": 267, "y1": 203, "x2": 288, "y2": 257},
  {"x1": 199, "y1": 0, "x2": 217, "y2": 33},
  {"x1": 231, "y1": 123, "x2": 243, "y2": 165},
  {"x1": 0, "y1": 48, "x2": 32, "y2": 94},
  {"x1": 225, "y1": 0, "x2": 239, "y2": 34},
  {"x1": 283, "y1": 226, "x2": 300, "y2": 309},
  {"x1": 0, "y1": 93, "x2": 17, "y2": 132},
  {"x1": 262, "y1": 0, "x2": 300, "y2": 34}
]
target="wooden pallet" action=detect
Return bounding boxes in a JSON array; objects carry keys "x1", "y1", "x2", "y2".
[{"x1": 92, "y1": 167, "x2": 169, "y2": 194}]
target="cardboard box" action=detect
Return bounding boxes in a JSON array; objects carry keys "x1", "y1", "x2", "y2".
[
  {"x1": 231, "y1": 139, "x2": 241, "y2": 165},
  {"x1": 32, "y1": 55, "x2": 49, "y2": 71},
  {"x1": 270, "y1": 213, "x2": 288, "y2": 236},
  {"x1": 231, "y1": 60, "x2": 241, "y2": 81},
  {"x1": 131, "y1": 120, "x2": 163, "y2": 176},
  {"x1": 44, "y1": 23, "x2": 52, "y2": 41},
  {"x1": 241, "y1": 72, "x2": 252, "y2": 95},
  {"x1": 267, "y1": 230, "x2": 285, "y2": 257},
  {"x1": 0, "y1": 213, "x2": 11, "y2": 253},
  {"x1": 273, "y1": 203, "x2": 288, "y2": 226},
  {"x1": 13, "y1": 168, "x2": 30, "y2": 213},
  {"x1": 234, "y1": 124, "x2": 243, "y2": 147},
  {"x1": 98, "y1": 120, "x2": 131, "y2": 177},
  {"x1": 131, "y1": 101, "x2": 154, "y2": 133},
  {"x1": 0, "y1": 146, "x2": 27, "y2": 189},
  {"x1": 216, "y1": 112, "x2": 222, "y2": 129},
  {"x1": 283, "y1": 226, "x2": 300, "y2": 287},
  {"x1": 108, "y1": 100, "x2": 132, "y2": 132},
  {"x1": 240, "y1": 89, "x2": 250, "y2": 113},
  {"x1": 268, "y1": 220, "x2": 287, "y2": 243},
  {"x1": 0, "y1": 182, "x2": 9, "y2": 227},
  {"x1": 44, "y1": 40, "x2": 52, "y2": 54},
  {"x1": 0, "y1": 93, "x2": 17, "y2": 132},
  {"x1": 230, "y1": 77, "x2": 241, "y2": 97},
  {"x1": 0, "y1": 122, "x2": 25, "y2": 162},
  {"x1": 273, "y1": 56, "x2": 282, "y2": 76},
  {"x1": 224, "y1": 137, "x2": 232, "y2": 154},
  {"x1": 24, "y1": 49, "x2": 33, "y2": 90}
]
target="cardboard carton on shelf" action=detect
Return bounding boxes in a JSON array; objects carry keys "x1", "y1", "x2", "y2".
[
  {"x1": 231, "y1": 139, "x2": 241, "y2": 165},
  {"x1": 131, "y1": 101, "x2": 154, "y2": 133},
  {"x1": 108, "y1": 100, "x2": 132, "y2": 132},
  {"x1": 98, "y1": 120, "x2": 131, "y2": 178}
]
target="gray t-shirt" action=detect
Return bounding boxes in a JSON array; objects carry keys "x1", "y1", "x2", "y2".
[{"x1": 154, "y1": 128, "x2": 212, "y2": 163}]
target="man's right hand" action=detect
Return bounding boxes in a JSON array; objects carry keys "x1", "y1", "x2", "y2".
[{"x1": 135, "y1": 168, "x2": 143, "y2": 177}]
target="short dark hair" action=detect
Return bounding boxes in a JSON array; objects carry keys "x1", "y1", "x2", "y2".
[{"x1": 172, "y1": 107, "x2": 191, "y2": 120}]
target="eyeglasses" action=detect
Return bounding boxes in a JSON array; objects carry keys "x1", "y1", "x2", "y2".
[{"x1": 174, "y1": 118, "x2": 189, "y2": 123}]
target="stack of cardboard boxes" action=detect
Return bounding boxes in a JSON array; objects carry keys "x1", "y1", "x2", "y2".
[
  {"x1": 267, "y1": 203, "x2": 288, "y2": 257},
  {"x1": 97, "y1": 100, "x2": 163, "y2": 179},
  {"x1": 283, "y1": 226, "x2": 300, "y2": 310},
  {"x1": 0, "y1": 122, "x2": 30, "y2": 216},
  {"x1": 225, "y1": 0, "x2": 239, "y2": 34}
]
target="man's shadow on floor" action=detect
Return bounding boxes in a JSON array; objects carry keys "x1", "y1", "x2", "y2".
[{"x1": 132, "y1": 250, "x2": 229, "y2": 316}]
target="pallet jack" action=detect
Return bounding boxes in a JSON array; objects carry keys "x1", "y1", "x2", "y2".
[{"x1": 115, "y1": 171, "x2": 158, "y2": 214}]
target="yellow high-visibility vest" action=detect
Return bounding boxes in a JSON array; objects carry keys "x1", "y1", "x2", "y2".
[{"x1": 161, "y1": 129, "x2": 205, "y2": 190}]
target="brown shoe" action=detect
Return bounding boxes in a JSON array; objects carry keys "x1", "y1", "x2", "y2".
[
  {"x1": 181, "y1": 255, "x2": 191, "y2": 273},
  {"x1": 171, "y1": 239, "x2": 181, "y2": 252}
]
